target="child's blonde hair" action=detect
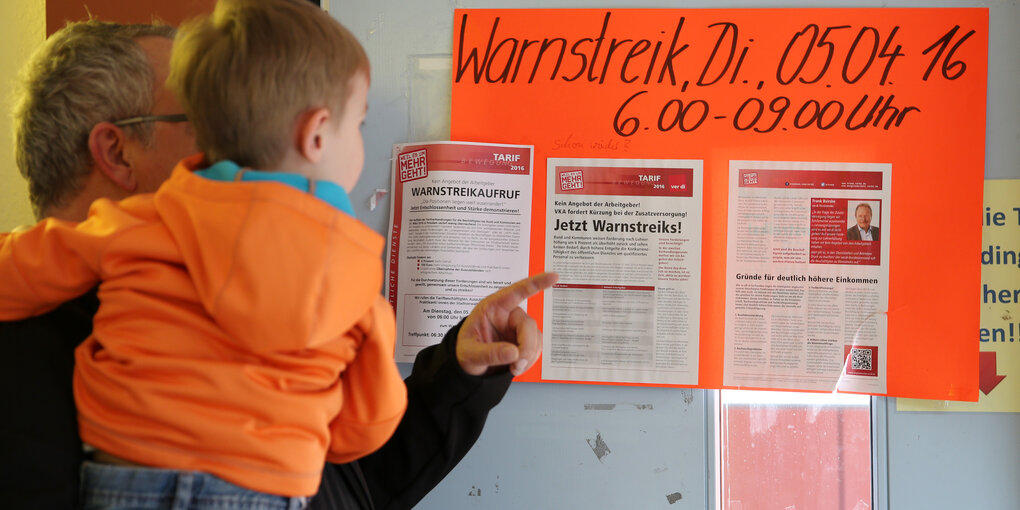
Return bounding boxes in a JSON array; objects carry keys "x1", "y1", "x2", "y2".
[{"x1": 168, "y1": 0, "x2": 368, "y2": 169}]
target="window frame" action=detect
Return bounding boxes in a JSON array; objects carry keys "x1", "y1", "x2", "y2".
[{"x1": 708, "y1": 390, "x2": 889, "y2": 510}]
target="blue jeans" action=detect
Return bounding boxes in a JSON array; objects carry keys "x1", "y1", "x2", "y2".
[{"x1": 79, "y1": 462, "x2": 308, "y2": 510}]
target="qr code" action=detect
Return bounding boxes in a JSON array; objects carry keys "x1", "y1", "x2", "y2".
[
  {"x1": 844, "y1": 345, "x2": 878, "y2": 377},
  {"x1": 851, "y1": 348, "x2": 872, "y2": 371}
]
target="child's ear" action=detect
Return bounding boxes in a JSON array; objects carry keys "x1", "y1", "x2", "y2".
[
  {"x1": 296, "y1": 107, "x2": 331, "y2": 164},
  {"x1": 88, "y1": 122, "x2": 138, "y2": 192}
]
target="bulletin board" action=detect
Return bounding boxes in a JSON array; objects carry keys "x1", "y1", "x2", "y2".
[{"x1": 450, "y1": 8, "x2": 987, "y2": 401}]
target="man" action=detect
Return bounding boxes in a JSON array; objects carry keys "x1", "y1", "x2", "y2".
[
  {"x1": 2, "y1": 20, "x2": 551, "y2": 509},
  {"x1": 847, "y1": 202, "x2": 879, "y2": 241}
]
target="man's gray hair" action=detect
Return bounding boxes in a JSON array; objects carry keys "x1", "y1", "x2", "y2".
[{"x1": 11, "y1": 20, "x2": 175, "y2": 219}]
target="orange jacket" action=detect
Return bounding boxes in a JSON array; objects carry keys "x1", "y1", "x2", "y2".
[{"x1": 0, "y1": 155, "x2": 407, "y2": 496}]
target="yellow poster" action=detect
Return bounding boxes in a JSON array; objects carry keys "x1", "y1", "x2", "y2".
[{"x1": 898, "y1": 179, "x2": 1020, "y2": 412}]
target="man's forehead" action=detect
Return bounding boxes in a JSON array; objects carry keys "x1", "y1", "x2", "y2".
[
  {"x1": 133, "y1": 35, "x2": 182, "y2": 113},
  {"x1": 133, "y1": 36, "x2": 173, "y2": 73}
]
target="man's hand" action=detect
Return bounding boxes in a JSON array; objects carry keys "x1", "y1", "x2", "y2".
[{"x1": 456, "y1": 272, "x2": 558, "y2": 377}]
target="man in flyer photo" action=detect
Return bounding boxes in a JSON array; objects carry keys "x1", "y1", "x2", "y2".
[{"x1": 847, "y1": 202, "x2": 880, "y2": 241}]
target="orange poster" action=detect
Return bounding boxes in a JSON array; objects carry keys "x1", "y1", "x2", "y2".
[{"x1": 450, "y1": 8, "x2": 986, "y2": 400}]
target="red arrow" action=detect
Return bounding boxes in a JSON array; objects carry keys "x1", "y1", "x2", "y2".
[{"x1": 979, "y1": 351, "x2": 1006, "y2": 396}]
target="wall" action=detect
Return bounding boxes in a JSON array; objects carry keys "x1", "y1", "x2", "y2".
[
  {"x1": 0, "y1": 0, "x2": 216, "y2": 232},
  {"x1": 335, "y1": 1, "x2": 1020, "y2": 509},
  {"x1": 45, "y1": 0, "x2": 214, "y2": 35},
  {"x1": 0, "y1": 0, "x2": 43, "y2": 231}
]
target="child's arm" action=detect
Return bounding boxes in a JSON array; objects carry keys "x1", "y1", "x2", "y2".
[
  {"x1": 0, "y1": 200, "x2": 127, "y2": 319},
  {"x1": 324, "y1": 296, "x2": 408, "y2": 464}
]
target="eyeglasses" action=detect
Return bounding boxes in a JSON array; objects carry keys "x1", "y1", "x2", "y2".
[{"x1": 111, "y1": 113, "x2": 189, "y2": 127}]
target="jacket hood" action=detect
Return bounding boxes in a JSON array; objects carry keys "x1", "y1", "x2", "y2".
[{"x1": 151, "y1": 155, "x2": 385, "y2": 353}]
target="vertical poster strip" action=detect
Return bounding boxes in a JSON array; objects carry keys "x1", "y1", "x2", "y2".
[
  {"x1": 723, "y1": 161, "x2": 891, "y2": 394},
  {"x1": 898, "y1": 179, "x2": 1020, "y2": 412},
  {"x1": 541, "y1": 158, "x2": 703, "y2": 385},
  {"x1": 387, "y1": 141, "x2": 533, "y2": 362}
]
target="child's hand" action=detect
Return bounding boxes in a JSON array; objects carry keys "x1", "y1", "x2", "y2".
[{"x1": 455, "y1": 272, "x2": 558, "y2": 377}]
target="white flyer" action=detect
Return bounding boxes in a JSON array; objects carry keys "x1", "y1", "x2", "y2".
[
  {"x1": 542, "y1": 158, "x2": 703, "y2": 385},
  {"x1": 723, "y1": 160, "x2": 892, "y2": 393},
  {"x1": 386, "y1": 141, "x2": 533, "y2": 362}
]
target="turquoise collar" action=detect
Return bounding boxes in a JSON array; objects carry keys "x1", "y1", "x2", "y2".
[{"x1": 195, "y1": 160, "x2": 355, "y2": 217}]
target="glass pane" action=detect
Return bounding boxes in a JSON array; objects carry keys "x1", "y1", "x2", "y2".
[{"x1": 720, "y1": 390, "x2": 872, "y2": 510}]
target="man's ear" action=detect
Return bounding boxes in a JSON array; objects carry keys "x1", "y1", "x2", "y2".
[
  {"x1": 88, "y1": 122, "x2": 138, "y2": 192},
  {"x1": 295, "y1": 108, "x2": 331, "y2": 164}
]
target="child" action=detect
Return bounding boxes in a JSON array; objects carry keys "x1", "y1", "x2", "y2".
[{"x1": 0, "y1": 0, "x2": 406, "y2": 506}]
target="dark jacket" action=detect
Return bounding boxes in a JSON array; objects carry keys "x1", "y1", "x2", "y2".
[
  {"x1": 0, "y1": 290, "x2": 511, "y2": 510},
  {"x1": 846, "y1": 225, "x2": 880, "y2": 241}
]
